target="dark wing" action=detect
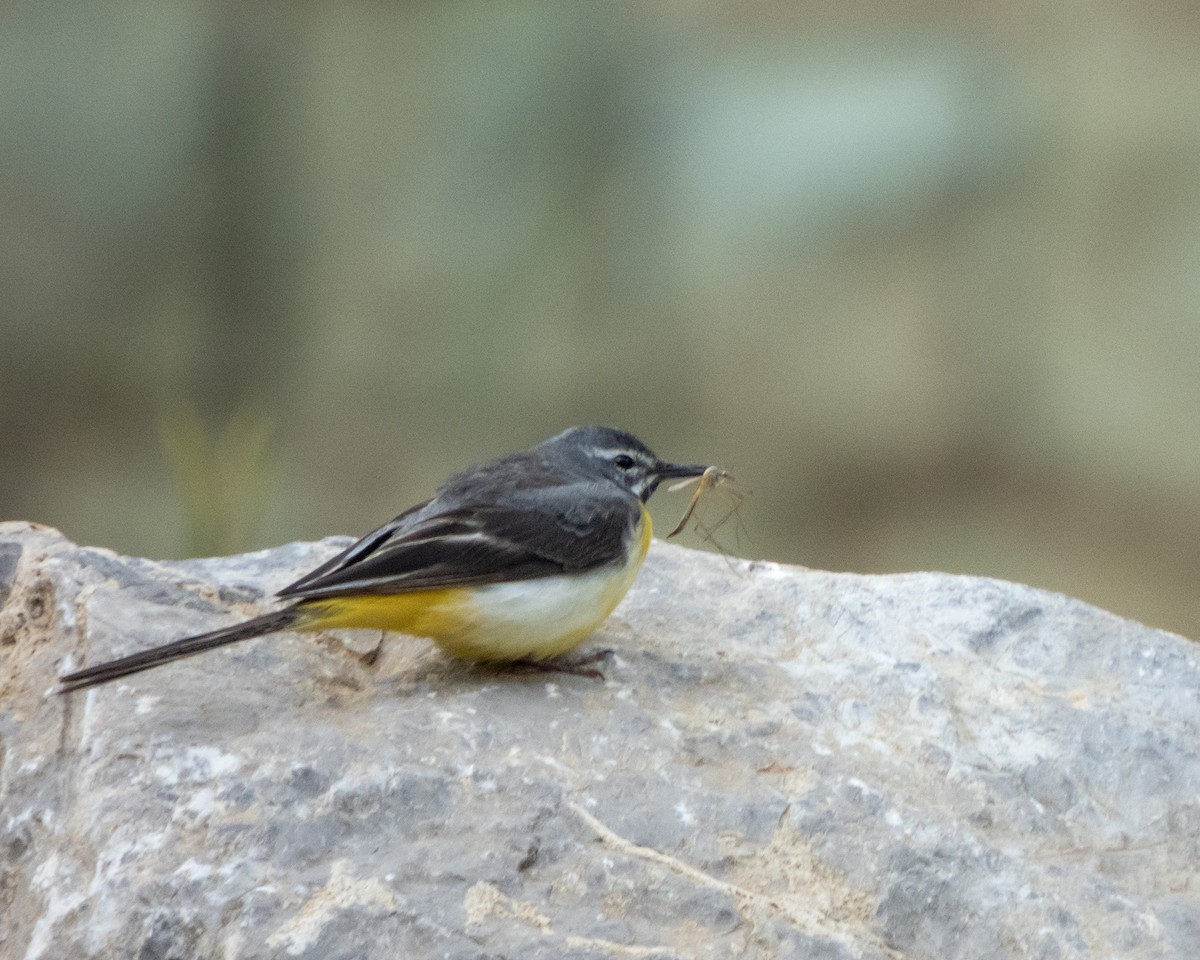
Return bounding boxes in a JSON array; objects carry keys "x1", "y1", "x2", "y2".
[{"x1": 277, "y1": 482, "x2": 638, "y2": 601}]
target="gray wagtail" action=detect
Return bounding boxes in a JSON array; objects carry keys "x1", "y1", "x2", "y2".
[{"x1": 58, "y1": 426, "x2": 710, "y2": 691}]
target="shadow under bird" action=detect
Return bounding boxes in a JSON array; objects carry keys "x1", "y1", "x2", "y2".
[{"x1": 59, "y1": 426, "x2": 711, "y2": 692}]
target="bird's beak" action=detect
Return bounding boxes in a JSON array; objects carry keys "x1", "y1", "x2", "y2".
[{"x1": 655, "y1": 462, "x2": 710, "y2": 480}]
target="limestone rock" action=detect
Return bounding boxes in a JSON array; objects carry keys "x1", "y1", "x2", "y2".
[{"x1": 2, "y1": 520, "x2": 1199, "y2": 959}]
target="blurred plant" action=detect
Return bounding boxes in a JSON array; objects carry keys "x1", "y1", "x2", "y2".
[{"x1": 158, "y1": 402, "x2": 276, "y2": 557}]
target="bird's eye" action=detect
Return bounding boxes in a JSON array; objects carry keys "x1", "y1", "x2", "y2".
[{"x1": 613, "y1": 454, "x2": 636, "y2": 470}]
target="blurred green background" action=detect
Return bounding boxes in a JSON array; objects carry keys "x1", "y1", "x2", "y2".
[{"x1": 4, "y1": 4, "x2": 1199, "y2": 638}]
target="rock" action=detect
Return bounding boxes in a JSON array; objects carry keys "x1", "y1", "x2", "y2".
[{"x1": 2, "y1": 519, "x2": 1199, "y2": 959}]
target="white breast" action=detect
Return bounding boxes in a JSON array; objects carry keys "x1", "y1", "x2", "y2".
[{"x1": 437, "y1": 556, "x2": 643, "y2": 661}]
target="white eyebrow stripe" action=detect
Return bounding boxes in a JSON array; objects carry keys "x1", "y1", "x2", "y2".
[{"x1": 587, "y1": 447, "x2": 655, "y2": 464}]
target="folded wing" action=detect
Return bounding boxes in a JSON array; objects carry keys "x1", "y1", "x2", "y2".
[{"x1": 277, "y1": 483, "x2": 637, "y2": 600}]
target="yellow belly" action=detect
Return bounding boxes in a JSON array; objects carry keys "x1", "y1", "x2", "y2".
[{"x1": 299, "y1": 508, "x2": 652, "y2": 662}]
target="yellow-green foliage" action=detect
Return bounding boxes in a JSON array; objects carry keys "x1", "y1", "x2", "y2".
[{"x1": 158, "y1": 403, "x2": 275, "y2": 557}]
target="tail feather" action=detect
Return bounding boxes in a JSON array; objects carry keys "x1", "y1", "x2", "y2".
[{"x1": 58, "y1": 607, "x2": 307, "y2": 693}]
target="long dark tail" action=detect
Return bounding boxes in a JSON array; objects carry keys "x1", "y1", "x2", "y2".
[{"x1": 58, "y1": 607, "x2": 308, "y2": 693}]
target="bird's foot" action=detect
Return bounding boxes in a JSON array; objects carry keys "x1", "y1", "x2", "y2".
[{"x1": 512, "y1": 648, "x2": 613, "y2": 680}]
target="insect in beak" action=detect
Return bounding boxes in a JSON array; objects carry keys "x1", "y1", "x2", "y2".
[{"x1": 665, "y1": 466, "x2": 735, "y2": 539}]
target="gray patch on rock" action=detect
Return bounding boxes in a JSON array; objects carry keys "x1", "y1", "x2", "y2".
[{"x1": 0, "y1": 540, "x2": 22, "y2": 606}]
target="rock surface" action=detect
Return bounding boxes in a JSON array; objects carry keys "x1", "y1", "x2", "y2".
[{"x1": 2, "y1": 520, "x2": 1199, "y2": 959}]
